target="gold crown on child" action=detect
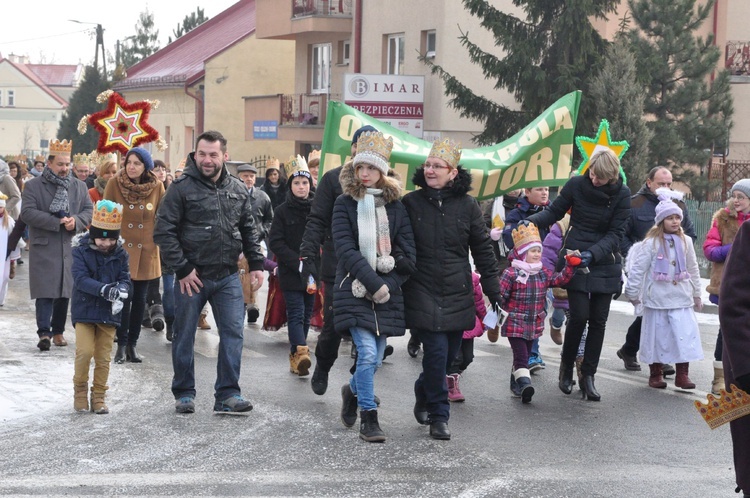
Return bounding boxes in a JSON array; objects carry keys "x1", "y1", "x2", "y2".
[
  {"x1": 357, "y1": 131, "x2": 394, "y2": 161},
  {"x1": 695, "y1": 384, "x2": 750, "y2": 429},
  {"x1": 285, "y1": 154, "x2": 310, "y2": 178},
  {"x1": 92, "y1": 200, "x2": 123, "y2": 231},
  {"x1": 49, "y1": 139, "x2": 73, "y2": 155},
  {"x1": 429, "y1": 138, "x2": 462, "y2": 169},
  {"x1": 512, "y1": 223, "x2": 541, "y2": 249}
]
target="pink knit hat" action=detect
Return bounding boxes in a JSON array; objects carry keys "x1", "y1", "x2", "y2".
[{"x1": 654, "y1": 187, "x2": 684, "y2": 224}]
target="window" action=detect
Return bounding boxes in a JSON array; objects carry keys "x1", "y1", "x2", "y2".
[
  {"x1": 339, "y1": 40, "x2": 351, "y2": 65},
  {"x1": 7, "y1": 90, "x2": 14, "y2": 107},
  {"x1": 387, "y1": 34, "x2": 405, "y2": 75},
  {"x1": 311, "y1": 43, "x2": 331, "y2": 94},
  {"x1": 0, "y1": 89, "x2": 3, "y2": 107},
  {"x1": 422, "y1": 30, "x2": 436, "y2": 58}
]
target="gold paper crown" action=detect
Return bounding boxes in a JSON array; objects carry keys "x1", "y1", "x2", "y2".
[
  {"x1": 34, "y1": 154, "x2": 46, "y2": 163},
  {"x1": 7, "y1": 154, "x2": 27, "y2": 164},
  {"x1": 308, "y1": 149, "x2": 321, "y2": 163},
  {"x1": 49, "y1": 139, "x2": 73, "y2": 155},
  {"x1": 266, "y1": 157, "x2": 280, "y2": 170},
  {"x1": 73, "y1": 153, "x2": 89, "y2": 166},
  {"x1": 511, "y1": 222, "x2": 542, "y2": 251},
  {"x1": 91, "y1": 200, "x2": 123, "y2": 231},
  {"x1": 356, "y1": 131, "x2": 393, "y2": 162},
  {"x1": 695, "y1": 384, "x2": 750, "y2": 429},
  {"x1": 177, "y1": 158, "x2": 186, "y2": 170},
  {"x1": 89, "y1": 151, "x2": 117, "y2": 168},
  {"x1": 428, "y1": 138, "x2": 462, "y2": 169},
  {"x1": 285, "y1": 154, "x2": 310, "y2": 178}
]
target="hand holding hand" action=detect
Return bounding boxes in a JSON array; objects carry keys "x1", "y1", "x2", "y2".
[
  {"x1": 578, "y1": 251, "x2": 593, "y2": 268},
  {"x1": 372, "y1": 284, "x2": 390, "y2": 304},
  {"x1": 565, "y1": 254, "x2": 582, "y2": 267},
  {"x1": 693, "y1": 296, "x2": 703, "y2": 312}
]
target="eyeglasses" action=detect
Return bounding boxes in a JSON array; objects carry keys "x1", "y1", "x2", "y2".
[
  {"x1": 731, "y1": 194, "x2": 748, "y2": 201},
  {"x1": 423, "y1": 162, "x2": 451, "y2": 171}
]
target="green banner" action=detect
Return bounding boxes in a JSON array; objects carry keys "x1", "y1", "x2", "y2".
[{"x1": 320, "y1": 91, "x2": 581, "y2": 200}]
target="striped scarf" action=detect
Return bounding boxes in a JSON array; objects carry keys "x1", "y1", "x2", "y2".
[{"x1": 357, "y1": 188, "x2": 391, "y2": 271}]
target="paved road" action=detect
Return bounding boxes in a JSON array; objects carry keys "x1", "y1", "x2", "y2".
[{"x1": 0, "y1": 261, "x2": 737, "y2": 496}]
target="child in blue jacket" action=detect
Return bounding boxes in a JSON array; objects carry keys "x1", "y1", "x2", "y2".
[{"x1": 71, "y1": 200, "x2": 130, "y2": 414}]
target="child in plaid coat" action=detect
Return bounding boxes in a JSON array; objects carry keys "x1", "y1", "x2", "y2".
[{"x1": 499, "y1": 222, "x2": 580, "y2": 403}]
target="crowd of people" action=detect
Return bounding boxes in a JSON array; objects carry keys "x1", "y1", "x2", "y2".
[{"x1": 2, "y1": 125, "x2": 749, "y2": 494}]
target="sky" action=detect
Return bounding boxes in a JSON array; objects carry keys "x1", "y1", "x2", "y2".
[{"x1": 2, "y1": 0, "x2": 239, "y2": 66}]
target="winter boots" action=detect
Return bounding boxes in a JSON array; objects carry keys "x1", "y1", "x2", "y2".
[
  {"x1": 341, "y1": 384, "x2": 358, "y2": 428},
  {"x1": 674, "y1": 362, "x2": 696, "y2": 390},
  {"x1": 289, "y1": 345, "x2": 311, "y2": 376},
  {"x1": 648, "y1": 363, "x2": 667, "y2": 389},
  {"x1": 149, "y1": 304, "x2": 165, "y2": 332},
  {"x1": 575, "y1": 357, "x2": 584, "y2": 387},
  {"x1": 549, "y1": 322, "x2": 563, "y2": 345},
  {"x1": 165, "y1": 317, "x2": 174, "y2": 342},
  {"x1": 198, "y1": 311, "x2": 211, "y2": 330},
  {"x1": 447, "y1": 374, "x2": 465, "y2": 402},
  {"x1": 74, "y1": 383, "x2": 89, "y2": 412},
  {"x1": 90, "y1": 387, "x2": 108, "y2": 414},
  {"x1": 711, "y1": 361, "x2": 724, "y2": 395},
  {"x1": 359, "y1": 410, "x2": 386, "y2": 442},
  {"x1": 512, "y1": 368, "x2": 534, "y2": 403},
  {"x1": 114, "y1": 344, "x2": 127, "y2": 364},
  {"x1": 246, "y1": 304, "x2": 260, "y2": 324},
  {"x1": 8, "y1": 260, "x2": 15, "y2": 280}
]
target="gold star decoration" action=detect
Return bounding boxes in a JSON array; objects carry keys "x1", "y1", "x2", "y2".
[{"x1": 575, "y1": 119, "x2": 629, "y2": 180}]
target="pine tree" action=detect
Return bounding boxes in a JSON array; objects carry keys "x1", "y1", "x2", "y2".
[
  {"x1": 627, "y1": 0, "x2": 733, "y2": 188},
  {"x1": 57, "y1": 66, "x2": 110, "y2": 154},
  {"x1": 589, "y1": 37, "x2": 653, "y2": 191},
  {"x1": 168, "y1": 8, "x2": 209, "y2": 43},
  {"x1": 422, "y1": 0, "x2": 619, "y2": 145},
  {"x1": 120, "y1": 9, "x2": 160, "y2": 69}
]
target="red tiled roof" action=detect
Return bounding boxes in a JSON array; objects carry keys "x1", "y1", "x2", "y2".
[
  {"x1": 115, "y1": 0, "x2": 256, "y2": 91},
  {"x1": 1, "y1": 58, "x2": 68, "y2": 107},
  {"x1": 27, "y1": 64, "x2": 81, "y2": 87}
]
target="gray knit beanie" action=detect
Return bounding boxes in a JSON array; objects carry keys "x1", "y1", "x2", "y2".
[{"x1": 731, "y1": 179, "x2": 750, "y2": 199}]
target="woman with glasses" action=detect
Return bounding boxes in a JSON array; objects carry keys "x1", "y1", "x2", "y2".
[{"x1": 402, "y1": 139, "x2": 502, "y2": 440}]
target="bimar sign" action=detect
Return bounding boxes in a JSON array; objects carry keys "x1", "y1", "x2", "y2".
[{"x1": 344, "y1": 74, "x2": 425, "y2": 138}]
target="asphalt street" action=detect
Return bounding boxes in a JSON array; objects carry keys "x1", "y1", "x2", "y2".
[{"x1": 0, "y1": 260, "x2": 738, "y2": 496}]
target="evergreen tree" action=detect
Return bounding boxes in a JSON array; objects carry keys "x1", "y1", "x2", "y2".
[
  {"x1": 627, "y1": 0, "x2": 733, "y2": 191},
  {"x1": 422, "y1": 0, "x2": 619, "y2": 145},
  {"x1": 120, "y1": 9, "x2": 160, "y2": 69},
  {"x1": 589, "y1": 38, "x2": 653, "y2": 191},
  {"x1": 57, "y1": 66, "x2": 110, "y2": 154},
  {"x1": 168, "y1": 7, "x2": 209, "y2": 43}
]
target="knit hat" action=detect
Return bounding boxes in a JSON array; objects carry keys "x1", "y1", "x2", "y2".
[
  {"x1": 654, "y1": 187, "x2": 684, "y2": 224},
  {"x1": 512, "y1": 222, "x2": 542, "y2": 256},
  {"x1": 351, "y1": 125, "x2": 378, "y2": 145},
  {"x1": 89, "y1": 199, "x2": 123, "y2": 240},
  {"x1": 125, "y1": 147, "x2": 154, "y2": 171},
  {"x1": 731, "y1": 179, "x2": 750, "y2": 200},
  {"x1": 352, "y1": 131, "x2": 393, "y2": 175}
]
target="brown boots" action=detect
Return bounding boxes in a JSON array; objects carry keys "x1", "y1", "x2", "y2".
[
  {"x1": 711, "y1": 361, "x2": 724, "y2": 395},
  {"x1": 90, "y1": 387, "x2": 109, "y2": 414},
  {"x1": 74, "y1": 383, "x2": 89, "y2": 412},
  {"x1": 198, "y1": 311, "x2": 211, "y2": 330},
  {"x1": 674, "y1": 362, "x2": 695, "y2": 389},
  {"x1": 648, "y1": 364, "x2": 667, "y2": 389},
  {"x1": 289, "y1": 345, "x2": 312, "y2": 376}
]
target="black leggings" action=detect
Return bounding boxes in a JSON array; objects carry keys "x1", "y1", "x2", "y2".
[{"x1": 563, "y1": 291, "x2": 612, "y2": 376}]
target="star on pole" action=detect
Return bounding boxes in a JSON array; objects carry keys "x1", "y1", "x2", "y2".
[
  {"x1": 575, "y1": 119, "x2": 630, "y2": 180},
  {"x1": 88, "y1": 92, "x2": 160, "y2": 155}
]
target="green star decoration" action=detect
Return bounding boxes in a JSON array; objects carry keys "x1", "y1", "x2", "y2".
[{"x1": 575, "y1": 119, "x2": 629, "y2": 182}]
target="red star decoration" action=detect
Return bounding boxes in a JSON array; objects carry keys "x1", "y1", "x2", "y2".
[{"x1": 88, "y1": 92, "x2": 159, "y2": 155}]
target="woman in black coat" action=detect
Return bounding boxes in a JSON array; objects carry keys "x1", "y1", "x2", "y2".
[
  {"x1": 332, "y1": 131, "x2": 415, "y2": 443},
  {"x1": 402, "y1": 139, "x2": 501, "y2": 441},
  {"x1": 526, "y1": 149, "x2": 631, "y2": 401}
]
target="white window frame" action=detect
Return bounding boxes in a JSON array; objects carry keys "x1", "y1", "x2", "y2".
[
  {"x1": 311, "y1": 43, "x2": 331, "y2": 95},
  {"x1": 387, "y1": 34, "x2": 405, "y2": 75},
  {"x1": 7, "y1": 89, "x2": 14, "y2": 107},
  {"x1": 425, "y1": 30, "x2": 436, "y2": 58}
]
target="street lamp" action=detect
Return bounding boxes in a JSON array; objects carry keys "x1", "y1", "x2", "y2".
[{"x1": 68, "y1": 20, "x2": 106, "y2": 79}]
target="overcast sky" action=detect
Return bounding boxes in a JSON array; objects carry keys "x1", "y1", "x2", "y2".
[{"x1": 2, "y1": 0, "x2": 238, "y2": 65}]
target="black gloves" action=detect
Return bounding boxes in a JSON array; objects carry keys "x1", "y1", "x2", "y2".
[
  {"x1": 395, "y1": 254, "x2": 417, "y2": 275},
  {"x1": 579, "y1": 251, "x2": 593, "y2": 268},
  {"x1": 299, "y1": 257, "x2": 318, "y2": 286},
  {"x1": 100, "y1": 283, "x2": 121, "y2": 302}
]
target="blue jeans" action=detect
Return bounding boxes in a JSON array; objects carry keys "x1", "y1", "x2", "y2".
[
  {"x1": 35, "y1": 298, "x2": 69, "y2": 337},
  {"x1": 349, "y1": 327, "x2": 386, "y2": 411},
  {"x1": 283, "y1": 290, "x2": 314, "y2": 352},
  {"x1": 414, "y1": 329, "x2": 463, "y2": 423},
  {"x1": 171, "y1": 273, "x2": 246, "y2": 401},
  {"x1": 551, "y1": 307, "x2": 566, "y2": 328},
  {"x1": 162, "y1": 273, "x2": 175, "y2": 320}
]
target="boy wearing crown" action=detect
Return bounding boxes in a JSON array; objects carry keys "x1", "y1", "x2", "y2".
[
  {"x1": 498, "y1": 223, "x2": 580, "y2": 403},
  {"x1": 70, "y1": 200, "x2": 130, "y2": 414}
]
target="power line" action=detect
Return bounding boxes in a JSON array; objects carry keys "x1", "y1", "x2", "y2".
[{"x1": 0, "y1": 29, "x2": 90, "y2": 46}]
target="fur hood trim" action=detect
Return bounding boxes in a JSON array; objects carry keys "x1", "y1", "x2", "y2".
[
  {"x1": 412, "y1": 165, "x2": 472, "y2": 196},
  {"x1": 339, "y1": 160, "x2": 402, "y2": 202}
]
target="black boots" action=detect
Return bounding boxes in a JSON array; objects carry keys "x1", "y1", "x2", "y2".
[
  {"x1": 311, "y1": 364, "x2": 328, "y2": 395},
  {"x1": 165, "y1": 317, "x2": 174, "y2": 342},
  {"x1": 126, "y1": 344, "x2": 142, "y2": 363},
  {"x1": 429, "y1": 421, "x2": 451, "y2": 440},
  {"x1": 359, "y1": 410, "x2": 385, "y2": 442},
  {"x1": 559, "y1": 362, "x2": 574, "y2": 394},
  {"x1": 150, "y1": 304, "x2": 165, "y2": 332},
  {"x1": 581, "y1": 375, "x2": 601, "y2": 401},
  {"x1": 340, "y1": 384, "x2": 358, "y2": 428},
  {"x1": 114, "y1": 344, "x2": 127, "y2": 364}
]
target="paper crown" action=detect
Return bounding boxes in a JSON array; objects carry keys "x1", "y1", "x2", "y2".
[
  {"x1": 429, "y1": 138, "x2": 462, "y2": 169},
  {"x1": 266, "y1": 157, "x2": 280, "y2": 171},
  {"x1": 7, "y1": 154, "x2": 27, "y2": 164},
  {"x1": 92, "y1": 200, "x2": 123, "y2": 231},
  {"x1": 73, "y1": 153, "x2": 89, "y2": 166},
  {"x1": 285, "y1": 154, "x2": 310, "y2": 179},
  {"x1": 695, "y1": 384, "x2": 750, "y2": 430},
  {"x1": 34, "y1": 154, "x2": 46, "y2": 163},
  {"x1": 308, "y1": 149, "x2": 321, "y2": 163},
  {"x1": 177, "y1": 158, "x2": 186, "y2": 170},
  {"x1": 49, "y1": 139, "x2": 73, "y2": 155},
  {"x1": 353, "y1": 131, "x2": 393, "y2": 175},
  {"x1": 89, "y1": 151, "x2": 118, "y2": 168},
  {"x1": 512, "y1": 222, "x2": 542, "y2": 255}
]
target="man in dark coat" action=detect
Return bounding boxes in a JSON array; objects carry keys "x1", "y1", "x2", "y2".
[
  {"x1": 616, "y1": 166, "x2": 697, "y2": 373},
  {"x1": 22, "y1": 139, "x2": 93, "y2": 351},
  {"x1": 299, "y1": 125, "x2": 377, "y2": 395},
  {"x1": 718, "y1": 219, "x2": 750, "y2": 497}
]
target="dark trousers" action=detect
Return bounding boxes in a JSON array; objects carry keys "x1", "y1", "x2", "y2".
[
  {"x1": 414, "y1": 328, "x2": 463, "y2": 423},
  {"x1": 314, "y1": 280, "x2": 342, "y2": 372},
  {"x1": 621, "y1": 316, "x2": 642, "y2": 357},
  {"x1": 564, "y1": 291, "x2": 612, "y2": 376},
  {"x1": 447, "y1": 338, "x2": 475, "y2": 375},
  {"x1": 283, "y1": 289, "x2": 315, "y2": 352},
  {"x1": 508, "y1": 337, "x2": 533, "y2": 371},
  {"x1": 715, "y1": 329, "x2": 723, "y2": 362},
  {"x1": 35, "y1": 298, "x2": 69, "y2": 337},
  {"x1": 116, "y1": 280, "x2": 149, "y2": 346}
]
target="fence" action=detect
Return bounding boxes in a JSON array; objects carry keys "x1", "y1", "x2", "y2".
[{"x1": 684, "y1": 198, "x2": 724, "y2": 278}]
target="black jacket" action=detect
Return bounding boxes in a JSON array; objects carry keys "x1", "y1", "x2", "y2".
[
  {"x1": 299, "y1": 165, "x2": 343, "y2": 283},
  {"x1": 153, "y1": 153, "x2": 264, "y2": 280},
  {"x1": 247, "y1": 187, "x2": 273, "y2": 242},
  {"x1": 268, "y1": 190, "x2": 315, "y2": 292},
  {"x1": 501, "y1": 196, "x2": 549, "y2": 249},
  {"x1": 261, "y1": 180, "x2": 287, "y2": 211},
  {"x1": 527, "y1": 174, "x2": 631, "y2": 294},
  {"x1": 332, "y1": 162, "x2": 415, "y2": 337},
  {"x1": 620, "y1": 184, "x2": 697, "y2": 256},
  {"x1": 402, "y1": 167, "x2": 501, "y2": 333}
]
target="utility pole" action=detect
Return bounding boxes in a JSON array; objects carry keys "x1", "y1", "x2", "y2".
[{"x1": 69, "y1": 20, "x2": 107, "y2": 80}]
